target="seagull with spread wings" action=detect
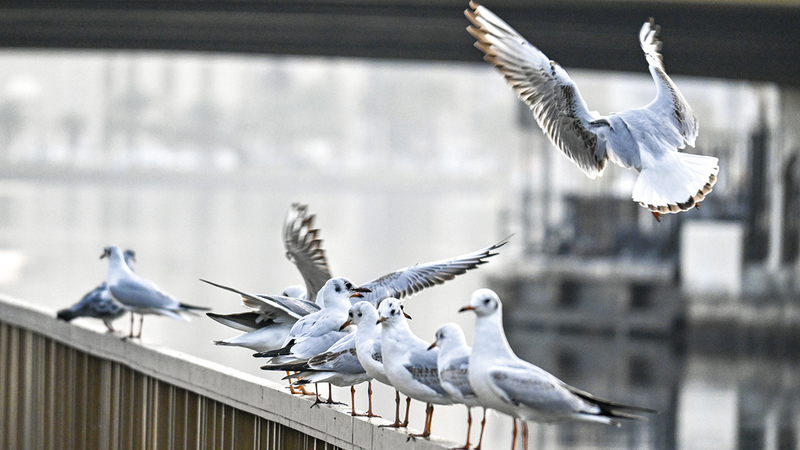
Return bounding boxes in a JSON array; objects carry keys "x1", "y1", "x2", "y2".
[{"x1": 466, "y1": 2, "x2": 719, "y2": 221}]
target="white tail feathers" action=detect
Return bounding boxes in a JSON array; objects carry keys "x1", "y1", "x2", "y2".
[{"x1": 632, "y1": 152, "x2": 719, "y2": 214}]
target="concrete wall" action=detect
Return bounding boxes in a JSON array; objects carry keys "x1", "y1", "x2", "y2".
[{"x1": 0, "y1": 294, "x2": 457, "y2": 450}]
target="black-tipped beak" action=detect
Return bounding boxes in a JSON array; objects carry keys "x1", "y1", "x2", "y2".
[
  {"x1": 339, "y1": 320, "x2": 352, "y2": 331},
  {"x1": 404, "y1": 312, "x2": 413, "y2": 320},
  {"x1": 350, "y1": 292, "x2": 364, "y2": 298},
  {"x1": 427, "y1": 342, "x2": 437, "y2": 351},
  {"x1": 352, "y1": 286, "x2": 371, "y2": 293},
  {"x1": 376, "y1": 316, "x2": 387, "y2": 325},
  {"x1": 458, "y1": 305, "x2": 475, "y2": 313}
]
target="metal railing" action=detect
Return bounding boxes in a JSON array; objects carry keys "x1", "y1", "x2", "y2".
[{"x1": 0, "y1": 294, "x2": 451, "y2": 450}]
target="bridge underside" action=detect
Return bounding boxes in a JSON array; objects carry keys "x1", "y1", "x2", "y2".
[{"x1": 0, "y1": 1, "x2": 797, "y2": 85}]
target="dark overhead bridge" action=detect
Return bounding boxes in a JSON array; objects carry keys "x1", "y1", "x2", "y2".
[{"x1": 0, "y1": 1, "x2": 797, "y2": 85}]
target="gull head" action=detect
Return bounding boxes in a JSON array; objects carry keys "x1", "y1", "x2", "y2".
[
  {"x1": 100, "y1": 245, "x2": 123, "y2": 261},
  {"x1": 317, "y1": 277, "x2": 371, "y2": 308},
  {"x1": 340, "y1": 301, "x2": 378, "y2": 330},
  {"x1": 428, "y1": 322, "x2": 467, "y2": 351},
  {"x1": 376, "y1": 298, "x2": 406, "y2": 326},
  {"x1": 123, "y1": 249, "x2": 136, "y2": 269},
  {"x1": 459, "y1": 288, "x2": 501, "y2": 317}
]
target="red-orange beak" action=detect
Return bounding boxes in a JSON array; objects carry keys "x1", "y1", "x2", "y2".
[{"x1": 458, "y1": 305, "x2": 475, "y2": 313}]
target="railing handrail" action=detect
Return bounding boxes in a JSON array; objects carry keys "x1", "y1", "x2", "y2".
[{"x1": 0, "y1": 293, "x2": 456, "y2": 450}]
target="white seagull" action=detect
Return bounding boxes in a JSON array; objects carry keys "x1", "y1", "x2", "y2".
[
  {"x1": 378, "y1": 298, "x2": 454, "y2": 440},
  {"x1": 460, "y1": 289, "x2": 656, "y2": 450},
  {"x1": 466, "y1": 2, "x2": 719, "y2": 221},
  {"x1": 429, "y1": 323, "x2": 487, "y2": 450},
  {"x1": 342, "y1": 301, "x2": 413, "y2": 424},
  {"x1": 254, "y1": 277, "x2": 370, "y2": 362},
  {"x1": 57, "y1": 249, "x2": 136, "y2": 332},
  {"x1": 100, "y1": 245, "x2": 209, "y2": 339}
]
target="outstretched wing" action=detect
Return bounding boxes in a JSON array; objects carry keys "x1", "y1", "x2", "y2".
[
  {"x1": 200, "y1": 279, "x2": 318, "y2": 321},
  {"x1": 466, "y1": 2, "x2": 607, "y2": 178},
  {"x1": 359, "y1": 237, "x2": 509, "y2": 306},
  {"x1": 637, "y1": 19, "x2": 698, "y2": 148},
  {"x1": 283, "y1": 203, "x2": 332, "y2": 302}
]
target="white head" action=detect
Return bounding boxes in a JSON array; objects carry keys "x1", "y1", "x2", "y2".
[
  {"x1": 428, "y1": 322, "x2": 468, "y2": 352},
  {"x1": 100, "y1": 245, "x2": 125, "y2": 263},
  {"x1": 459, "y1": 288, "x2": 502, "y2": 318},
  {"x1": 281, "y1": 284, "x2": 307, "y2": 300},
  {"x1": 341, "y1": 301, "x2": 379, "y2": 330},
  {"x1": 317, "y1": 277, "x2": 371, "y2": 309},
  {"x1": 376, "y1": 298, "x2": 409, "y2": 327},
  {"x1": 123, "y1": 249, "x2": 136, "y2": 271}
]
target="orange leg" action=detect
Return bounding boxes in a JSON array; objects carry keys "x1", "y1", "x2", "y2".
[
  {"x1": 511, "y1": 418, "x2": 517, "y2": 450},
  {"x1": 474, "y1": 408, "x2": 486, "y2": 450},
  {"x1": 522, "y1": 421, "x2": 528, "y2": 450},
  {"x1": 408, "y1": 403, "x2": 434, "y2": 440}
]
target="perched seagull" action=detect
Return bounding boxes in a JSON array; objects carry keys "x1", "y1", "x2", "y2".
[
  {"x1": 254, "y1": 277, "x2": 370, "y2": 361},
  {"x1": 429, "y1": 323, "x2": 487, "y2": 450},
  {"x1": 341, "y1": 301, "x2": 413, "y2": 423},
  {"x1": 466, "y1": 2, "x2": 719, "y2": 221},
  {"x1": 255, "y1": 277, "x2": 370, "y2": 398},
  {"x1": 378, "y1": 298, "x2": 454, "y2": 440},
  {"x1": 57, "y1": 249, "x2": 136, "y2": 332},
  {"x1": 100, "y1": 245, "x2": 210, "y2": 339},
  {"x1": 460, "y1": 289, "x2": 656, "y2": 450}
]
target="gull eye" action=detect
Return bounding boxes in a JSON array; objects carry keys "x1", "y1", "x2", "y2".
[
  {"x1": 345, "y1": 281, "x2": 353, "y2": 289},
  {"x1": 483, "y1": 298, "x2": 491, "y2": 305},
  {"x1": 391, "y1": 309, "x2": 396, "y2": 315},
  {"x1": 349, "y1": 312, "x2": 353, "y2": 317},
  {"x1": 358, "y1": 313, "x2": 362, "y2": 317}
]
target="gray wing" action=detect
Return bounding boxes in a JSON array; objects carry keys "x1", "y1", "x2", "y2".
[
  {"x1": 283, "y1": 203, "x2": 332, "y2": 302},
  {"x1": 309, "y1": 347, "x2": 365, "y2": 375},
  {"x1": 404, "y1": 347, "x2": 448, "y2": 396},
  {"x1": 370, "y1": 340, "x2": 383, "y2": 363},
  {"x1": 359, "y1": 237, "x2": 509, "y2": 306},
  {"x1": 200, "y1": 279, "x2": 318, "y2": 320},
  {"x1": 488, "y1": 364, "x2": 586, "y2": 414},
  {"x1": 206, "y1": 311, "x2": 277, "y2": 332},
  {"x1": 466, "y1": 3, "x2": 607, "y2": 179},
  {"x1": 440, "y1": 354, "x2": 475, "y2": 398},
  {"x1": 109, "y1": 277, "x2": 180, "y2": 310}
]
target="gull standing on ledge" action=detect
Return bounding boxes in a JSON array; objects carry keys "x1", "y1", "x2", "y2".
[
  {"x1": 429, "y1": 323, "x2": 487, "y2": 450},
  {"x1": 378, "y1": 298, "x2": 454, "y2": 440},
  {"x1": 460, "y1": 289, "x2": 656, "y2": 450},
  {"x1": 466, "y1": 2, "x2": 719, "y2": 221},
  {"x1": 57, "y1": 249, "x2": 136, "y2": 332},
  {"x1": 101, "y1": 245, "x2": 210, "y2": 339}
]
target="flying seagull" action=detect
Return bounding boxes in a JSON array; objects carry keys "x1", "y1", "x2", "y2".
[{"x1": 466, "y1": 2, "x2": 719, "y2": 221}]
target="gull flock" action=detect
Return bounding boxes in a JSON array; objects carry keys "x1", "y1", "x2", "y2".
[{"x1": 51, "y1": 2, "x2": 728, "y2": 448}]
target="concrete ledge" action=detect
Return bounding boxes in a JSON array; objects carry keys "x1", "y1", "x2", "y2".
[{"x1": 0, "y1": 294, "x2": 456, "y2": 450}]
